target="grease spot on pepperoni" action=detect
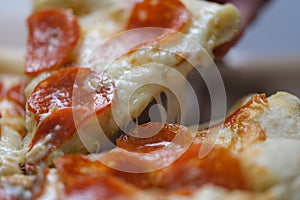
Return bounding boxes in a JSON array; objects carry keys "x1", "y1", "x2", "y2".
[
  {"x1": 25, "y1": 9, "x2": 80, "y2": 75},
  {"x1": 27, "y1": 67, "x2": 114, "y2": 121},
  {"x1": 127, "y1": 0, "x2": 190, "y2": 31}
]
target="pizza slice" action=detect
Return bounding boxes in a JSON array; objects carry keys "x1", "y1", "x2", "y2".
[
  {"x1": 32, "y1": 92, "x2": 300, "y2": 200},
  {"x1": 23, "y1": 0, "x2": 241, "y2": 166}
]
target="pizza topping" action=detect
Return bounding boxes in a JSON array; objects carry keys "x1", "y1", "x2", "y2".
[
  {"x1": 126, "y1": 0, "x2": 190, "y2": 47},
  {"x1": 28, "y1": 108, "x2": 85, "y2": 151},
  {"x1": 53, "y1": 123, "x2": 248, "y2": 197},
  {"x1": 27, "y1": 67, "x2": 115, "y2": 152},
  {"x1": 25, "y1": 9, "x2": 80, "y2": 75},
  {"x1": 127, "y1": 0, "x2": 190, "y2": 30},
  {"x1": 55, "y1": 154, "x2": 138, "y2": 199},
  {"x1": 154, "y1": 143, "x2": 248, "y2": 193},
  {"x1": 27, "y1": 67, "x2": 114, "y2": 121},
  {"x1": 117, "y1": 122, "x2": 192, "y2": 153}
]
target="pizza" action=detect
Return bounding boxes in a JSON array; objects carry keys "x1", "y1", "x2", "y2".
[{"x1": 0, "y1": 0, "x2": 299, "y2": 200}]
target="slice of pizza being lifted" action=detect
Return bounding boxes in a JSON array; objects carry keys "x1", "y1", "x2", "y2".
[{"x1": 23, "y1": 0, "x2": 241, "y2": 166}]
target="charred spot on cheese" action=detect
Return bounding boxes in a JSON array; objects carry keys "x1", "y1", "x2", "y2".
[
  {"x1": 27, "y1": 67, "x2": 114, "y2": 122},
  {"x1": 117, "y1": 122, "x2": 192, "y2": 153},
  {"x1": 25, "y1": 9, "x2": 80, "y2": 75}
]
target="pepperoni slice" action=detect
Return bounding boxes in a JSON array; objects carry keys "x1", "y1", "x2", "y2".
[
  {"x1": 116, "y1": 122, "x2": 192, "y2": 153},
  {"x1": 155, "y1": 143, "x2": 248, "y2": 193},
  {"x1": 27, "y1": 67, "x2": 114, "y2": 121},
  {"x1": 110, "y1": 144, "x2": 248, "y2": 192},
  {"x1": 106, "y1": 122, "x2": 247, "y2": 192},
  {"x1": 127, "y1": 0, "x2": 190, "y2": 31},
  {"x1": 54, "y1": 154, "x2": 138, "y2": 199},
  {"x1": 54, "y1": 142, "x2": 248, "y2": 197},
  {"x1": 28, "y1": 108, "x2": 87, "y2": 151},
  {"x1": 25, "y1": 9, "x2": 80, "y2": 75}
]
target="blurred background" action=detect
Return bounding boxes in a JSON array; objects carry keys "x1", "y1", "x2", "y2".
[
  {"x1": 222, "y1": 0, "x2": 300, "y2": 105},
  {"x1": 0, "y1": 0, "x2": 299, "y2": 123}
]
